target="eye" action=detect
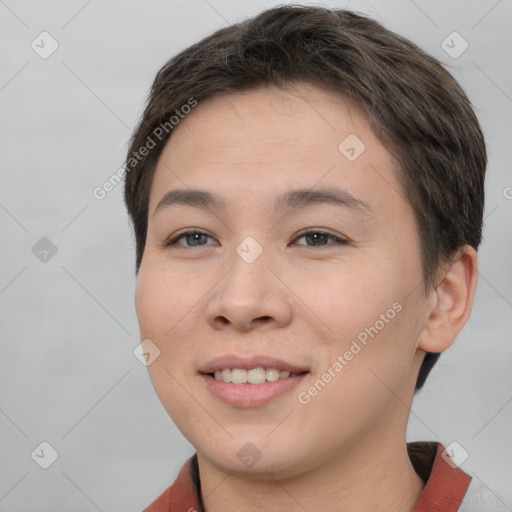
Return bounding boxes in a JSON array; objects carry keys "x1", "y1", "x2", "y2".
[
  {"x1": 293, "y1": 229, "x2": 348, "y2": 247},
  {"x1": 164, "y1": 230, "x2": 217, "y2": 248},
  {"x1": 163, "y1": 228, "x2": 348, "y2": 249}
]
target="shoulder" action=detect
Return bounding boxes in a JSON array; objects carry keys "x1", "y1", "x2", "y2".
[
  {"x1": 142, "y1": 484, "x2": 173, "y2": 512},
  {"x1": 142, "y1": 455, "x2": 200, "y2": 512}
]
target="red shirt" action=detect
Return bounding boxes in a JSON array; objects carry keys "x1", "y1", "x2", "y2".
[{"x1": 143, "y1": 441, "x2": 471, "y2": 511}]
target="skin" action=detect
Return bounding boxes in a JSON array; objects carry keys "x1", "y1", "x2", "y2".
[{"x1": 135, "y1": 83, "x2": 478, "y2": 511}]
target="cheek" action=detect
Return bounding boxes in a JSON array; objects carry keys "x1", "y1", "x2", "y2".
[
  {"x1": 136, "y1": 261, "x2": 193, "y2": 338},
  {"x1": 301, "y1": 259, "x2": 420, "y2": 394},
  {"x1": 135, "y1": 264, "x2": 201, "y2": 422},
  {"x1": 300, "y1": 262, "x2": 389, "y2": 338},
  {"x1": 135, "y1": 261, "x2": 207, "y2": 377},
  {"x1": 297, "y1": 310, "x2": 418, "y2": 442},
  {"x1": 135, "y1": 270, "x2": 167, "y2": 340}
]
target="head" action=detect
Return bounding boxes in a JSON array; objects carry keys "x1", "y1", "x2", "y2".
[{"x1": 124, "y1": 5, "x2": 485, "y2": 476}]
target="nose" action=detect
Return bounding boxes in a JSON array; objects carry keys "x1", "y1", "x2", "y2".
[{"x1": 205, "y1": 248, "x2": 293, "y2": 332}]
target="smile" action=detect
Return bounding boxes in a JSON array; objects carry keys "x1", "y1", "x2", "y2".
[{"x1": 211, "y1": 367, "x2": 307, "y2": 384}]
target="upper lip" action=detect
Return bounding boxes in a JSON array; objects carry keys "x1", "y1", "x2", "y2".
[{"x1": 198, "y1": 355, "x2": 310, "y2": 374}]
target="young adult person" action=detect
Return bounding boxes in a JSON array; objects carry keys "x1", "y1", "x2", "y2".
[{"x1": 123, "y1": 5, "x2": 486, "y2": 511}]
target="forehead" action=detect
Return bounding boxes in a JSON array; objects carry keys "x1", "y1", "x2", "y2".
[
  {"x1": 149, "y1": 83, "x2": 407, "y2": 218},
  {"x1": 161, "y1": 83, "x2": 374, "y2": 160}
]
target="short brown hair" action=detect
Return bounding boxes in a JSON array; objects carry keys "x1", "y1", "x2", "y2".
[{"x1": 124, "y1": 5, "x2": 486, "y2": 391}]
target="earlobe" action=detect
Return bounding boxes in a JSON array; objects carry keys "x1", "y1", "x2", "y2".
[{"x1": 418, "y1": 245, "x2": 478, "y2": 354}]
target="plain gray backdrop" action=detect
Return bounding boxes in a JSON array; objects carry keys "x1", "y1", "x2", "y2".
[{"x1": 1, "y1": 0, "x2": 511, "y2": 510}]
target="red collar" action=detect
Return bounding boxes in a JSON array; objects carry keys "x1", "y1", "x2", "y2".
[{"x1": 144, "y1": 442, "x2": 471, "y2": 511}]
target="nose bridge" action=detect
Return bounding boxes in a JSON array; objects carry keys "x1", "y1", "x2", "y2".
[
  {"x1": 223, "y1": 237, "x2": 270, "y2": 309},
  {"x1": 206, "y1": 236, "x2": 292, "y2": 330}
]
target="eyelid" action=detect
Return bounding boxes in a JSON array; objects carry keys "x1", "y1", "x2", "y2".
[
  {"x1": 163, "y1": 227, "x2": 349, "y2": 249},
  {"x1": 292, "y1": 228, "x2": 349, "y2": 246},
  {"x1": 163, "y1": 229, "x2": 216, "y2": 247}
]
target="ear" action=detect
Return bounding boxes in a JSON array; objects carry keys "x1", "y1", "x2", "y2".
[{"x1": 418, "y1": 245, "x2": 478, "y2": 353}]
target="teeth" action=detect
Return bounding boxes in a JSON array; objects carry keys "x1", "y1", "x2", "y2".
[
  {"x1": 266, "y1": 368, "x2": 280, "y2": 381},
  {"x1": 231, "y1": 369, "x2": 247, "y2": 384},
  {"x1": 248, "y1": 367, "x2": 266, "y2": 384},
  {"x1": 212, "y1": 367, "x2": 304, "y2": 384}
]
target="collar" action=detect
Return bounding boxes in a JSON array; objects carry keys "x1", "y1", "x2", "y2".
[{"x1": 143, "y1": 441, "x2": 471, "y2": 511}]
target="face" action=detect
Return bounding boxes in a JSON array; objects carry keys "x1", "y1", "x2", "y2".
[{"x1": 135, "y1": 83, "x2": 430, "y2": 478}]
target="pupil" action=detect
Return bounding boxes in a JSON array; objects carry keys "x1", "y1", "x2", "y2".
[
  {"x1": 307, "y1": 233, "x2": 326, "y2": 245},
  {"x1": 188, "y1": 233, "x2": 204, "y2": 245}
]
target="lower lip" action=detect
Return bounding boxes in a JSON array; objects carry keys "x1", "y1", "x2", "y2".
[{"x1": 200, "y1": 373, "x2": 308, "y2": 408}]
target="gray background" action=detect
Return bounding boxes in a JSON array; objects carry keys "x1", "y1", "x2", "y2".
[{"x1": 0, "y1": 0, "x2": 511, "y2": 510}]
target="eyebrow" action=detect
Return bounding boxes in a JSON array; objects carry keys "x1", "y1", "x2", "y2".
[{"x1": 153, "y1": 186, "x2": 373, "y2": 216}]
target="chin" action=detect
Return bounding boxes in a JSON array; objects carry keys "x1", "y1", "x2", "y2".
[{"x1": 196, "y1": 434, "x2": 312, "y2": 479}]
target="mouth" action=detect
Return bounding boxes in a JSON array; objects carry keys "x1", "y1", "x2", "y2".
[
  {"x1": 207, "y1": 368, "x2": 309, "y2": 384},
  {"x1": 198, "y1": 356, "x2": 310, "y2": 407}
]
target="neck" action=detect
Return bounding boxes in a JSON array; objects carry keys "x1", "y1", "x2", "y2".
[{"x1": 197, "y1": 431, "x2": 426, "y2": 512}]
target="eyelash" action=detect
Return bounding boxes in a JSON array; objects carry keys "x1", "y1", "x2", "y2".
[{"x1": 163, "y1": 228, "x2": 349, "y2": 248}]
